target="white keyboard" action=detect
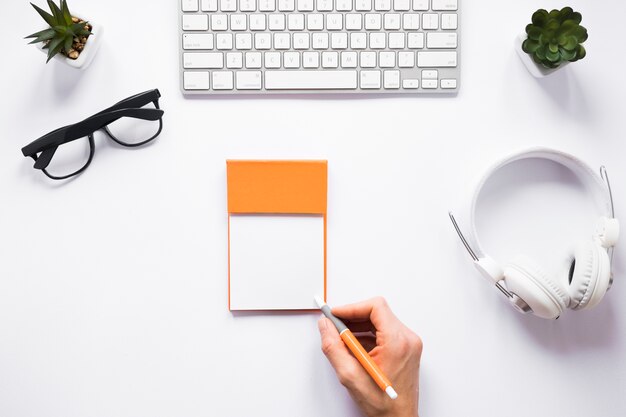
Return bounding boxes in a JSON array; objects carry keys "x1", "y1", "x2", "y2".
[{"x1": 179, "y1": 0, "x2": 460, "y2": 94}]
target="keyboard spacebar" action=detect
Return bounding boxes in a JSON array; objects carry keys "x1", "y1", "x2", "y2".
[{"x1": 265, "y1": 71, "x2": 358, "y2": 90}]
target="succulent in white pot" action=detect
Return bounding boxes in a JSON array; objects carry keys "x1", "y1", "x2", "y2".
[
  {"x1": 26, "y1": 0, "x2": 103, "y2": 70},
  {"x1": 516, "y1": 7, "x2": 588, "y2": 78}
]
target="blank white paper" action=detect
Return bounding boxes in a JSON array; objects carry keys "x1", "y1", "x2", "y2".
[{"x1": 229, "y1": 214, "x2": 325, "y2": 310}]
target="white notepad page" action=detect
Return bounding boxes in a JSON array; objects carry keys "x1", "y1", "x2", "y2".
[{"x1": 229, "y1": 214, "x2": 325, "y2": 310}]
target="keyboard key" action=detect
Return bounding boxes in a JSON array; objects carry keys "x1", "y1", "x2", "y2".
[
  {"x1": 245, "y1": 51, "x2": 262, "y2": 68},
  {"x1": 360, "y1": 51, "x2": 376, "y2": 67},
  {"x1": 183, "y1": 33, "x2": 214, "y2": 50},
  {"x1": 269, "y1": 14, "x2": 286, "y2": 30},
  {"x1": 278, "y1": 0, "x2": 295, "y2": 10},
  {"x1": 403, "y1": 13, "x2": 419, "y2": 30},
  {"x1": 374, "y1": 0, "x2": 391, "y2": 11},
  {"x1": 370, "y1": 32, "x2": 386, "y2": 49},
  {"x1": 341, "y1": 51, "x2": 357, "y2": 67},
  {"x1": 384, "y1": 70, "x2": 400, "y2": 89},
  {"x1": 393, "y1": 0, "x2": 410, "y2": 11},
  {"x1": 265, "y1": 51, "x2": 281, "y2": 67},
  {"x1": 422, "y1": 13, "x2": 438, "y2": 29},
  {"x1": 255, "y1": 33, "x2": 271, "y2": 49},
  {"x1": 427, "y1": 32, "x2": 457, "y2": 48},
  {"x1": 422, "y1": 78, "x2": 437, "y2": 88},
  {"x1": 183, "y1": 15, "x2": 209, "y2": 31},
  {"x1": 231, "y1": 14, "x2": 247, "y2": 31},
  {"x1": 441, "y1": 13, "x2": 458, "y2": 30},
  {"x1": 284, "y1": 51, "x2": 301, "y2": 68},
  {"x1": 274, "y1": 33, "x2": 291, "y2": 49},
  {"x1": 417, "y1": 51, "x2": 456, "y2": 67},
  {"x1": 221, "y1": 0, "x2": 237, "y2": 11},
  {"x1": 182, "y1": 0, "x2": 199, "y2": 12},
  {"x1": 360, "y1": 70, "x2": 381, "y2": 88},
  {"x1": 432, "y1": 0, "x2": 457, "y2": 11},
  {"x1": 250, "y1": 14, "x2": 267, "y2": 30},
  {"x1": 365, "y1": 13, "x2": 382, "y2": 30},
  {"x1": 216, "y1": 33, "x2": 233, "y2": 49},
  {"x1": 226, "y1": 52, "x2": 244, "y2": 68},
  {"x1": 322, "y1": 51, "x2": 339, "y2": 67},
  {"x1": 201, "y1": 0, "x2": 218, "y2": 11},
  {"x1": 331, "y1": 33, "x2": 348, "y2": 49},
  {"x1": 236, "y1": 71, "x2": 263, "y2": 89},
  {"x1": 298, "y1": 0, "x2": 314, "y2": 10},
  {"x1": 346, "y1": 14, "x2": 363, "y2": 30},
  {"x1": 259, "y1": 0, "x2": 276, "y2": 10},
  {"x1": 355, "y1": 0, "x2": 372, "y2": 10},
  {"x1": 317, "y1": 0, "x2": 334, "y2": 11},
  {"x1": 379, "y1": 51, "x2": 395, "y2": 67},
  {"x1": 235, "y1": 33, "x2": 252, "y2": 49},
  {"x1": 312, "y1": 32, "x2": 329, "y2": 48},
  {"x1": 288, "y1": 13, "x2": 305, "y2": 30},
  {"x1": 240, "y1": 0, "x2": 257, "y2": 10},
  {"x1": 265, "y1": 70, "x2": 358, "y2": 89},
  {"x1": 402, "y1": 79, "x2": 419, "y2": 88},
  {"x1": 183, "y1": 52, "x2": 224, "y2": 68},
  {"x1": 412, "y1": 0, "x2": 428, "y2": 10},
  {"x1": 407, "y1": 32, "x2": 424, "y2": 48},
  {"x1": 213, "y1": 71, "x2": 234, "y2": 89},
  {"x1": 303, "y1": 51, "x2": 320, "y2": 67},
  {"x1": 384, "y1": 14, "x2": 401, "y2": 30},
  {"x1": 350, "y1": 33, "x2": 367, "y2": 49},
  {"x1": 398, "y1": 51, "x2": 414, "y2": 67},
  {"x1": 210, "y1": 14, "x2": 228, "y2": 30},
  {"x1": 308, "y1": 14, "x2": 324, "y2": 30},
  {"x1": 336, "y1": 0, "x2": 352, "y2": 11},
  {"x1": 441, "y1": 78, "x2": 457, "y2": 89},
  {"x1": 327, "y1": 14, "x2": 343, "y2": 30},
  {"x1": 388, "y1": 32, "x2": 404, "y2": 48},
  {"x1": 421, "y1": 69, "x2": 437, "y2": 78},
  {"x1": 293, "y1": 33, "x2": 311, "y2": 49},
  {"x1": 184, "y1": 71, "x2": 210, "y2": 90}
]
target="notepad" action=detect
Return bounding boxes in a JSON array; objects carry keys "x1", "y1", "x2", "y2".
[{"x1": 227, "y1": 160, "x2": 328, "y2": 311}]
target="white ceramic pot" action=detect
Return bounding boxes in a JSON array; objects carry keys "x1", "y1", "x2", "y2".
[
  {"x1": 37, "y1": 16, "x2": 103, "y2": 70},
  {"x1": 515, "y1": 33, "x2": 568, "y2": 78}
]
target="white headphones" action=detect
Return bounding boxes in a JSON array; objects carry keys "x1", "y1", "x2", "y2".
[{"x1": 450, "y1": 148, "x2": 619, "y2": 319}]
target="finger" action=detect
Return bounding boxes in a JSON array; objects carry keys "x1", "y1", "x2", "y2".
[
  {"x1": 332, "y1": 297, "x2": 398, "y2": 330},
  {"x1": 317, "y1": 317, "x2": 364, "y2": 387}
]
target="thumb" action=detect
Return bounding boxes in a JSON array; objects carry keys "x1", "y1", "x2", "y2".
[{"x1": 318, "y1": 317, "x2": 362, "y2": 387}]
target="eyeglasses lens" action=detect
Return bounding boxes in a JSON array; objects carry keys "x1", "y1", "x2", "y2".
[
  {"x1": 43, "y1": 137, "x2": 92, "y2": 178},
  {"x1": 105, "y1": 102, "x2": 162, "y2": 146}
]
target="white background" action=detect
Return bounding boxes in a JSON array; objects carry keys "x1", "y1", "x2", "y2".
[{"x1": 1, "y1": 1, "x2": 625, "y2": 416}]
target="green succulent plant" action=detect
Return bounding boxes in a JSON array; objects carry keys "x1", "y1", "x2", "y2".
[
  {"x1": 25, "y1": 0, "x2": 92, "y2": 63},
  {"x1": 522, "y1": 7, "x2": 588, "y2": 69}
]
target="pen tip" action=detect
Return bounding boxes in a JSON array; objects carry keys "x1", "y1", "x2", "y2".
[
  {"x1": 313, "y1": 295, "x2": 325, "y2": 309},
  {"x1": 386, "y1": 386, "x2": 398, "y2": 400}
]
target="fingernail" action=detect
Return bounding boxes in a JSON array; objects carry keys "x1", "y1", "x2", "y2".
[{"x1": 318, "y1": 316, "x2": 327, "y2": 332}]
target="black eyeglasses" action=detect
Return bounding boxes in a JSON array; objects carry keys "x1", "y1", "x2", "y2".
[{"x1": 22, "y1": 89, "x2": 164, "y2": 180}]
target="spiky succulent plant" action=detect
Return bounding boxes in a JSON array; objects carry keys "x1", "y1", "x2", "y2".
[
  {"x1": 522, "y1": 7, "x2": 588, "y2": 69},
  {"x1": 26, "y1": 0, "x2": 92, "y2": 63}
]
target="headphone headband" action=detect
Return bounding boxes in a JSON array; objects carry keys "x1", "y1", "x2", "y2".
[{"x1": 468, "y1": 147, "x2": 614, "y2": 260}]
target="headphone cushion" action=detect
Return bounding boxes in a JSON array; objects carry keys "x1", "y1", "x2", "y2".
[
  {"x1": 565, "y1": 241, "x2": 611, "y2": 310},
  {"x1": 504, "y1": 256, "x2": 569, "y2": 319}
]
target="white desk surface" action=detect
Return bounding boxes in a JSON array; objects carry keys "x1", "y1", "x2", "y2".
[{"x1": 1, "y1": 1, "x2": 625, "y2": 416}]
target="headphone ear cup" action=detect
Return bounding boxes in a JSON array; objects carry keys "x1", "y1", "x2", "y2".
[
  {"x1": 564, "y1": 241, "x2": 611, "y2": 310},
  {"x1": 504, "y1": 255, "x2": 569, "y2": 319}
]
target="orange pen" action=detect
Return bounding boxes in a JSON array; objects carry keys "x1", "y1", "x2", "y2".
[{"x1": 315, "y1": 296, "x2": 398, "y2": 400}]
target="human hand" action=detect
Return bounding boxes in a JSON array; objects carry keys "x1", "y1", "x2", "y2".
[{"x1": 317, "y1": 297, "x2": 422, "y2": 417}]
